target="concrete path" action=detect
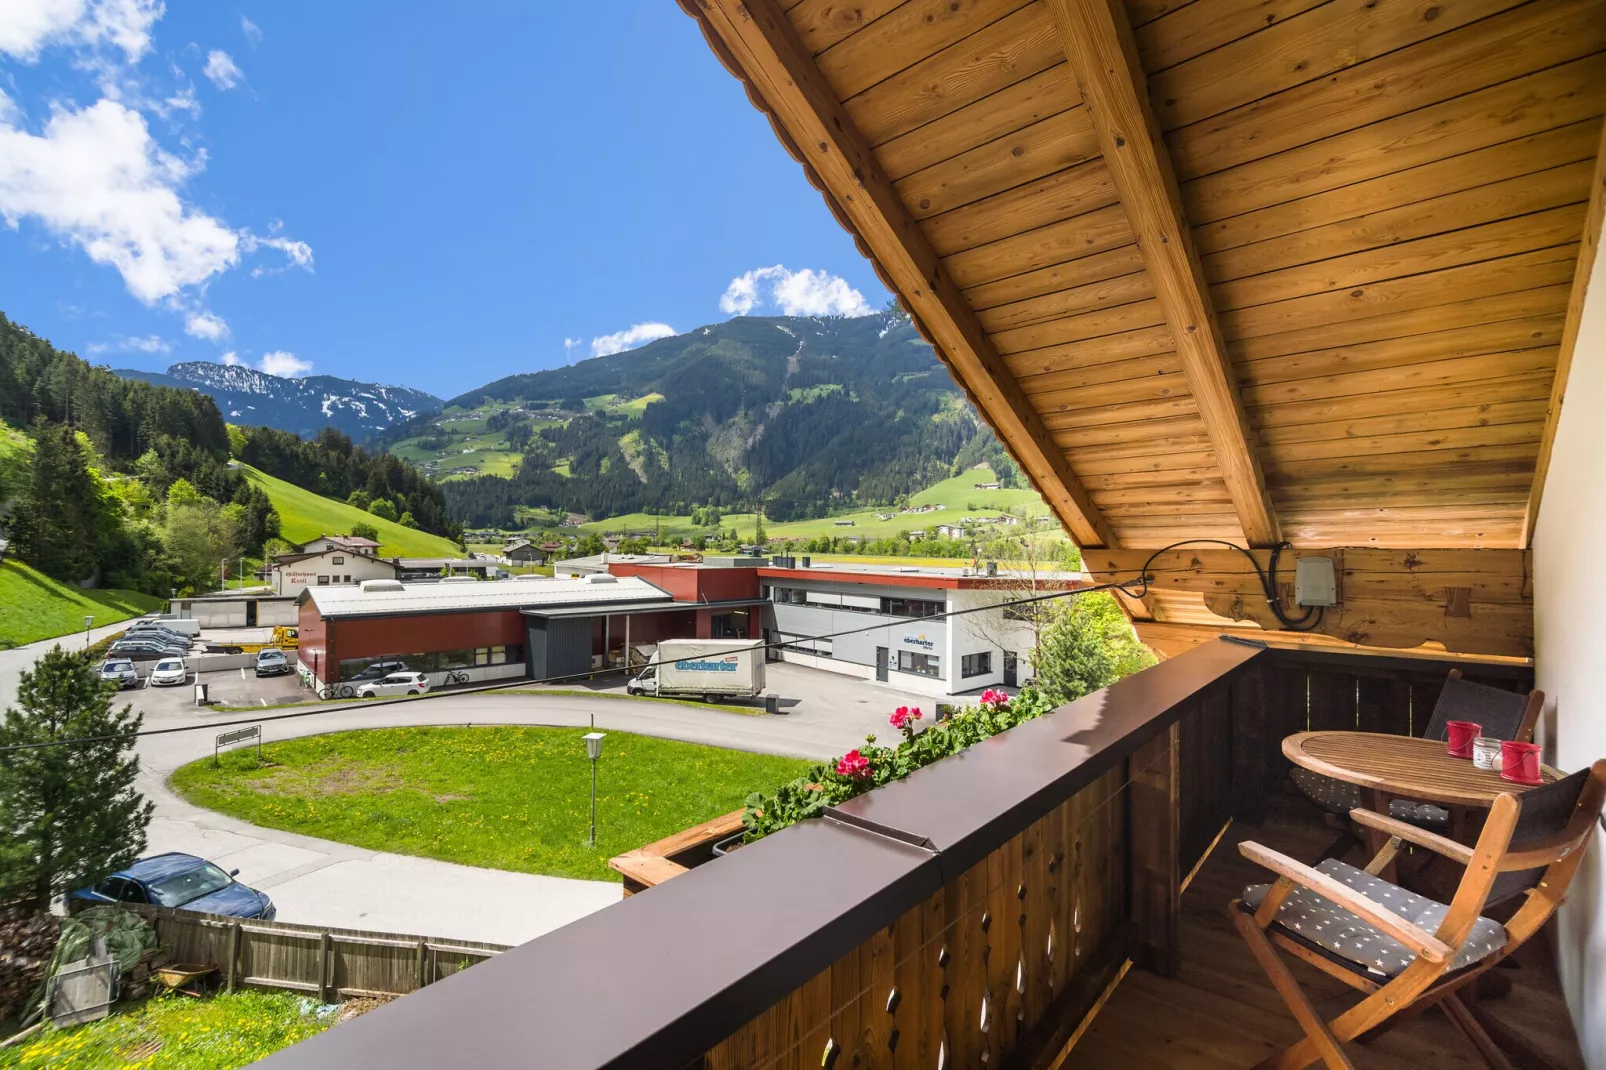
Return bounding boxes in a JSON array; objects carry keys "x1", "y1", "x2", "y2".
[
  {"x1": 0, "y1": 615, "x2": 154, "y2": 710},
  {"x1": 132, "y1": 672, "x2": 923, "y2": 944},
  {"x1": 5, "y1": 630, "x2": 944, "y2": 944}
]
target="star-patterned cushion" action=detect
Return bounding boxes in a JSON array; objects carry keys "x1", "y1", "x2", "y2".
[
  {"x1": 1388, "y1": 799, "x2": 1451, "y2": 828},
  {"x1": 1289, "y1": 767, "x2": 1363, "y2": 816},
  {"x1": 1242, "y1": 858, "x2": 1506, "y2": 978}
]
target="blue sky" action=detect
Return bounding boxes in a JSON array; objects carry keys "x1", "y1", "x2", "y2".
[{"x1": 0, "y1": 1, "x2": 889, "y2": 397}]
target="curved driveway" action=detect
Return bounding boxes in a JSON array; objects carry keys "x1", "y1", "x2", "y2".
[{"x1": 135, "y1": 677, "x2": 900, "y2": 945}]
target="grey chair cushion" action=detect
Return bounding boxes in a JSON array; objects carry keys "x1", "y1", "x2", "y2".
[
  {"x1": 1243, "y1": 858, "x2": 1506, "y2": 978},
  {"x1": 1290, "y1": 767, "x2": 1363, "y2": 816},
  {"x1": 1388, "y1": 799, "x2": 1451, "y2": 828}
]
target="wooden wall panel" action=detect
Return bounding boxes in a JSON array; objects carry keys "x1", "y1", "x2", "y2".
[{"x1": 700, "y1": 769, "x2": 1130, "y2": 1070}]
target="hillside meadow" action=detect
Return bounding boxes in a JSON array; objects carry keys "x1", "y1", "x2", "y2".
[{"x1": 240, "y1": 465, "x2": 459, "y2": 557}]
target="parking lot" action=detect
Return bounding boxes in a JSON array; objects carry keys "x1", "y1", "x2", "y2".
[{"x1": 122, "y1": 661, "x2": 312, "y2": 713}]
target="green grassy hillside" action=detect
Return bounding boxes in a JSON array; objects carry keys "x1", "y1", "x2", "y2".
[
  {"x1": 570, "y1": 465, "x2": 1054, "y2": 543},
  {"x1": 239, "y1": 464, "x2": 460, "y2": 557},
  {"x1": 0, "y1": 559, "x2": 163, "y2": 648}
]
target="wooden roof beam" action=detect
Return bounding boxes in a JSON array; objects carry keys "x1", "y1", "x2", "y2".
[
  {"x1": 685, "y1": 0, "x2": 1119, "y2": 550},
  {"x1": 1522, "y1": 120, "x2": 1606, "y2": 547},
  {"x1": 1045, "y1": 0, "x2": 1281, "y2": 547}
]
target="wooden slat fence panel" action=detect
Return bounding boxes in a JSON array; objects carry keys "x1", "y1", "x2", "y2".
[
  {"x1": 702, "y1": 768, "x2": 1129, "y2": 1070},
  {"x1": 123, "y1": 905, "x2": 507, "y2": 1000}
]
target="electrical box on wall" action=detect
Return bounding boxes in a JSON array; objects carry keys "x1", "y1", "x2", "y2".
[{"x1": 1294, "y1": 557, "x2": 1338, "y2": 607}]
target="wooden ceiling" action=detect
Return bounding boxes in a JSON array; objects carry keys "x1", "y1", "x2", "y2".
[{"x1": 681, "y1": 0, "x2": 1606, "y2": 558}]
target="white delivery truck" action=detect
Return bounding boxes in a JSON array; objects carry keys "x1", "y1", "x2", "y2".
[{"x1": 627, "y1": 638, "x2": 766, "y2": 702}]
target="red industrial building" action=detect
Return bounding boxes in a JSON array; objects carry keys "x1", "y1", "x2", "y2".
[{"x1": 296, "y1": 563, "x2": 766, "y2": 690}]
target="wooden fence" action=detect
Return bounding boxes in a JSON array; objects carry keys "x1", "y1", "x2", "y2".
[{"x1": 124, "y1": 904, "x2": 508, "y2": 1002}]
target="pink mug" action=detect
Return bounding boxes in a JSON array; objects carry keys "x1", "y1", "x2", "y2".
[
  {"x1": 1445, "y1": 720, "x2": 1481, "y2": 759},
  {"x1": 1500, "y1": 741, "x2": 1542, "y2": 785}
]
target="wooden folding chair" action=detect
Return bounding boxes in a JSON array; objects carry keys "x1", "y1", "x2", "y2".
[{"x1": 1232, "y1": 758, "x2": 1606, "y2": 1070}]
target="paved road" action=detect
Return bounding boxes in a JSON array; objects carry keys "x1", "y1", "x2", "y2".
[
  {"x1": 0, "y1": 616, "x2": 151, "y2": 711},
  {"x1": 5, "y1": 630, "x2": 941, "y2": 944},
  {"x1": 131, "y1": 667, "x2": 925, "y2": 944}
]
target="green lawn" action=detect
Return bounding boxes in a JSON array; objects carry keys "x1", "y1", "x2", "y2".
[
  {"x1": 0, "y1": 990, "x2": 335, "y2": 1070},
  {"x1": 239, "y1": 465, "x2": 459, "y2": 557},
  {"x1": 171, "y1": 726, "x2": 810, "y2": 881},
  {"x1": 0, "y1": 560, "x2": 163, "y2": 649}
]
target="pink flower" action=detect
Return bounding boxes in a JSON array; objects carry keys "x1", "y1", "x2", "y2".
[
  {"x1": 980, "y1": 688, "x2": 1009, "y2": 708},
  {"x1": 836, "y1": 749, "x2": 873, "y2": 779},
  {"x1": 889, "y1": 705, "x2": 924, "y2": 730}
]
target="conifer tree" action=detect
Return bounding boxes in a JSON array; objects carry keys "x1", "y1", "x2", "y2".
[{"x1": 0, "y1": 646, "x2": 153, "y2": 904}]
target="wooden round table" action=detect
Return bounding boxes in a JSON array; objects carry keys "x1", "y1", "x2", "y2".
[{"x1": 1283, "y1": 731, "x2": 1560, "y2": 808}]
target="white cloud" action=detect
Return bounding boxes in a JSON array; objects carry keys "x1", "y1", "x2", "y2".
[
  {"x1": 258, "y1": 350, "x2": 310, "y2": 377},
  {"x1": 563, "y1": 336, "x2": 581, "y2": 351},
  {"x1": 719, "y1": 265, "x2": 873, "y2": 318},
  {"x1": 0, "y1": 0, "x2": 163, "y2": 63},
  {"x1": 591, "y1": 322, "x2": 675, "y2": 358},
  {"x1": 242, "y1": 230, "x2": 312, "y2": 275},
  {"x1": 184, "y1": 309, "x2": 227, "y2": 340},
  {"x1": 218, "y1": 350, "x2": 242, "y2": 366},
  {"x1": 85, "y1": 341, "x2": 108, "y2": 354},
  {"x1": 239, "y1": 16, "x2": 260, "y2": 45},
  {"x1": 202, "y1": 49, "x2": 241, "y2": 90},
  {"x1": 0, "y1": 99, "x2": 240, "y2": 303},
  {"x1": 119, "y1": 333, "x2": 168, "y2": 352}
]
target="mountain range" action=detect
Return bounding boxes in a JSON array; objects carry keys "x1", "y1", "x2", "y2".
[
  {"x1": 110, "y1": 313, "x2": 1020, "y2": 527},
  {"x1": 114, "y1": 362, "x2": 442, "y2": 440},
  {"x1": 418, "y1": 312, "x2": 1021, "y2": 526}
]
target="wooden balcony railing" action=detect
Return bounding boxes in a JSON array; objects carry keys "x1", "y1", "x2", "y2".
[{"x1": 257, "y1": 638, "x2": 1532, "y2": 1070}]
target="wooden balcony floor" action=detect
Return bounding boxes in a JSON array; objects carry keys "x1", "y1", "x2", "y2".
[{"x1": 1063, "y1": 800, "x2": 1586, "y2": 1069}]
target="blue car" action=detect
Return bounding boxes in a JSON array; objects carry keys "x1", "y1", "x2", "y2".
[{"x1": 70, "y1": 852, "x2": 276, "y2": 920}]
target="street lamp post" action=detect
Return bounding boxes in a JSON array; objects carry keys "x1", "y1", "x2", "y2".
[
  {"x1": 83, "y1": 614, "x2": 94, "y2": 650},
  {"x1": 582, "y1": 732, "x2": 605, "y2": 846}
]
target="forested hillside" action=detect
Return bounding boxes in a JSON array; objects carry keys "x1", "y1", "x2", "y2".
[
  {"x1": 0, "y1": 312, "x2": 278, "y2": 596},
  {"x1": 431, "y1": 313, "x2": 1022, "y2": 527},
  {"x1": 238, "y1": 426, "x2": 458, "y2": 540}
]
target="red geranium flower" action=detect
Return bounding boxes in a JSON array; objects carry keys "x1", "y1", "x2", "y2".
[
  {"x1": 889, "y1": 705, "x2": 924, "y2": 730},
  {"x1": 979, "y1": 688, "x2": 1009, "y2": 708},
  {"x1": 836, "y1": 749, "x2": 872, "y2": 779}
]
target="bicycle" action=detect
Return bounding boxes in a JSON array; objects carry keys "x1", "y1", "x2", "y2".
[
  {"x1": 318, "y1": 683, "x2": 356, "y2": 700},
  {"x1": 443, "y1": 670, "x2": 471, "y2": 686}
]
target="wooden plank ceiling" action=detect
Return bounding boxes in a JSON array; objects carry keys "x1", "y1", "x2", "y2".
[{"x1": 681, "y1": 0, "x2": 1606, "y2": 656}]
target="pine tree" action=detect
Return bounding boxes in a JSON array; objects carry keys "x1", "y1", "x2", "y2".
[{"x1": 0, "y1": 646, "x2": 153, "y2": 904}]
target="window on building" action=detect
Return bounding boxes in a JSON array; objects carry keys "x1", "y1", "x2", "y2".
[
  {"x1": 316, "y1": 575, "x2": 329, "y2": 586},
  {"x1": 779, "y1": 634, "x2": 832, "y2": 657},
  {"x1": 332, "y1": 556, "x2": 345, "y2": 565},
  {"x1": 961, "y1": 652, "x2": 993, "y2": 678},
  {"x1": 882, "y1": 597, "x2": 944, "y2": 619},
  {"x1": 343, "y1": 575, "x2": 351, "y2": 583},
  {"x1": 898, "y1": 650, "x2": 940, "y2": 677},
  {"x1": 1003, "y1": 604, "x2": 1037, "y2": 622}
]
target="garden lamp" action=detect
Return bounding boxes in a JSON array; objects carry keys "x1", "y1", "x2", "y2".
[
  {"x1": 83, "y1": 614, "x2": 94, "y2": 649},
  {"x1": 583, "y1": 731, "x2": 605, "y2": 846}
]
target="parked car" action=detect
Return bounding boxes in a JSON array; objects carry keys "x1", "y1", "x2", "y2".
[
  {"x1": 356, "y1": 671, "x2": 431, "y2": 699},
  {"x1": 350, "y1": 659, "x2": 411, "y2": 681},
  {"x1": 126, "y1": 622, "x2": 192, "y2": 642},
  {"x1": 70, "y1": 853, "x2": 274, "y2": 920},
  {"x1": 112, "y1": 633, "x2": 189, "y2": 652},
  {"x1": 254, "y1": 648, "x2": 291, "y2": 677},
  {"x1": 108, "y1": 643, "x2": 190, "y2": 661},
  {"x1": 98, "y1": 659, "x2": 139, "y2": 689},
  {"x1": 148, "y1": 658, "x2": 188, "y2": 686}
]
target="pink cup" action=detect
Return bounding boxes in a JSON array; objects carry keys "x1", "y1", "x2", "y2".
[
  {"x1": 1500, "y1": 741, "x2": 1542, "y2": 785},
  {"x1": 1445, "y1": 720, "x2": 1481, "y2": 759}
]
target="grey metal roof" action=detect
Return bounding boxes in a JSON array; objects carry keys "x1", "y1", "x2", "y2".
[{"x1": 303, "y1": 576, "x2": 672, "y2": 619}]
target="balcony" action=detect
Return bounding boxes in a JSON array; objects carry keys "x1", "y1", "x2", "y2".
[{"x1": 260, "y1": 638, "x2": 1584, "y2": 1068}]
